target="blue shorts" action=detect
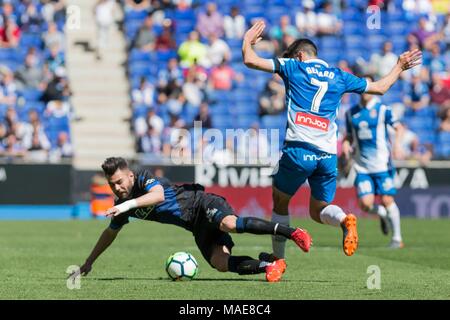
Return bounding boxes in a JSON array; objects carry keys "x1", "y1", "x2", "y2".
[
  {"x1": 355, "y1": 171, "x2": 397, "y2": 198},
  {"x1": 272, "y1": 141, "x2": 337, "y2": 203}
]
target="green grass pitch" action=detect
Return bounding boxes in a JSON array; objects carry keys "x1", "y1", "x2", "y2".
[{"x1": 1, "y1": 218, "x2": 449, "y2": 299}]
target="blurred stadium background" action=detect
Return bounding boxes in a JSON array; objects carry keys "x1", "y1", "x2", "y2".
[{"x1": 0, "y1": 0, "x2": 449, "y2": 220}]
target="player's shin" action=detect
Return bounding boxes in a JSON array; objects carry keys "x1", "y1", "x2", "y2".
[
  {"x1": 271, "y1": 212, "x2": 290, "y2": 259},
  {"x1": 227, "y1": 256, "x2": 269, "y2": 275},
  {"x1": 319, "y1": 205, "x2": 347, "y2": 227},
  {"x1": 386, "y1": 202, "x2": 402, "y2": 241},
  {"x1": 235, "y1": 217, "x2": 295, "y2": 238},
  {"x1": 368, "y1": 204, "x2": 387, "y2": 218}
]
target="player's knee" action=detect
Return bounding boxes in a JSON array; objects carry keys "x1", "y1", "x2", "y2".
[
  {"x1": 219, "y1": 215, "x2": 236, "y2": 232},
  {"x1": 272, "y1": 189, "x2": 290, "y2": 214},
  {"x1": 358, "y1": 197, "x2": 374, "y2": 212},
  {"x1": 210, "y1": 254, "x2": 228, "y2": 272},
  {"x1": 381, "y1": 196, "x2": 394, "y2": 207}
]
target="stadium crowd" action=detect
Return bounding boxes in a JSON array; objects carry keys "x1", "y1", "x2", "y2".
[
  {"x1": 124, "y1": 0, "x2": 449, "y2": 165},
  {"x1": 0, "y1": 0, "x2": 73, "y2": 162}
]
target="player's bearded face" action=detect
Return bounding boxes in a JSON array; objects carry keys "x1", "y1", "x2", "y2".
[{"x1": 108, "y1": 169, "x2": 134, "y2": 199}]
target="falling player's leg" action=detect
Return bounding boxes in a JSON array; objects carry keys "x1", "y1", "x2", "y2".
[
  {"x1": 208, "y1": 244, "x2": 287, "y2": 282},
  {"x1": 308, "y1": 154, "x2": 358, "y2": 256}
]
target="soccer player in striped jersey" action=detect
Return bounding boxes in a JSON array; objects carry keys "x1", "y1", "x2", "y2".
[
  {"x1": 242, "y1": 20, "x2": 420, "y2": 260},
  {"x1": 343, "y1": 76, "x2": 404, "y2": 248}
]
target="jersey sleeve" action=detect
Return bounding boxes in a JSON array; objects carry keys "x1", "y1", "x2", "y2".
[
  {"x1": 385, "y1": 106, "x2": 400, "y2": 127},
  {"x1": 341, "y1": 71, "x2": 368, "y2": 94},
  {"x1": 109, "y1": 213, "x2": 130, "y2": 230},
  {"x1": 271, "y1": 58, "x2": 297, "y2": 78},
  {"x1": 136, "y1": 170, "x2": 161, "y2": 192}
]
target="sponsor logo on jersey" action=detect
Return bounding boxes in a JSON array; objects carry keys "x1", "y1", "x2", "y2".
[
  {"x1": 135, "y1": 205, "x2": 155, "y2": 219},
  {"x1": 295, "y1": 112, "x2": 329, "y2": 131},
  {"x1": 206, "y1": 207, "x2": 218, "y2": 222},
  {"x1": 144, "y1": 179, "x2": 155, "y2": 187},
  {"x1": 303, "y1": 153, "x2": 333, "y2": 161}
]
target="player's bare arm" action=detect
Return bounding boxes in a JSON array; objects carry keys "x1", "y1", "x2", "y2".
[
  {"x1": 106, "y1": 184, "x2": 165, "y2": 217},
  {"x1": 76, "y1": 227, "x2": 121, "y2": 277},
  {"x1": 366, "y1": 49, "x2": 422, "y2": 95},
  {"x1": 242, "y1": 20, "x2": 273, "y2": 73}
]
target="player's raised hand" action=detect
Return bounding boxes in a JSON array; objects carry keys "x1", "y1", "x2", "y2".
[
  {"x1": 397, "y1": 49, "x2": 422, "y2": 71},
  {"x1": 244, "y1": 20, "x2": 265, "y2": 45},
  {"x1": 106, "y1": 206, "x2": 121, "y2": 217}
]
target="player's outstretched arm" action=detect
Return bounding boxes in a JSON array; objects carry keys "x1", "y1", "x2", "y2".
[
  {"x1": 366, "y1": 49, "x2": 422, "y2": 95},
  {"x1": 242, "y1": 20, "x2": 273, "y2": 73},
  {"x1": 76, "y1": 227, "x2": 121, "y2": 277}
]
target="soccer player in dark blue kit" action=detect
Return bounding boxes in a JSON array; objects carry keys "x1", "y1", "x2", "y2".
[{"x1": 76, "y1": 157, "x2": 312, "y2": 282}]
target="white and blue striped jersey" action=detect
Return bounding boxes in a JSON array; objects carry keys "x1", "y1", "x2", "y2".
[
  {"x1": 271, "y1": 58, "x2": 368, "y2": 154},
  {"x1": 345, "y1": 98, "x2": 400, "y2": 174}
]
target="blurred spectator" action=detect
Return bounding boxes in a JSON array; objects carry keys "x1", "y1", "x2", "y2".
[
  {"x1": 0, "y1": 122, "x2": 7, "y2": 143},
  {"x1": 194, "y1": 102, "x2": 212, "y2": 129},
  {"x1": 427, "y1": 44, "x2": 447, "y2": 76},
  {"x1": 338, "y1": 60, "x2": 353, "y2": 74},
  {"x1": 209, "y1": 59, "x2": 243, "y2": 91},
  {"x1": 0, "y1": 2, "x2": 16, "y2": 25},
  {"x1": 296, "y1": 0, "x2": 317, "y2": 37},
  {"x1": 124, "y1": 0, "x2": 151, "y2": 11},
  {"x1": 367, "y1": 41, "x2": 398, "y2": 79},
  {"x1": 182, "y1": 69, "x2": 204, "y2": 107},
  {"x1": 440, "y1": 108, "x2": 450, "y2": 132},
  {"x1": 0, "y1": 134, "x2": 26, "y2": 158},
  {"x1": 139, "y1": 125, "x2": 162, "y2": 154},
  {"x1": 50, "y1": 131, "x2": 73, "y2": 159},
  {"x1": 224, "y1": 6, "x2": 245, "y2": 39},
  {"x1": 270, "y1": 15, "x2": 299, "y2": 44},
  {"x1": 258, "y1": 74, "x2": 285, "y2": 116},
  {"x1": 135, "y1": 107, "x2": 164, "y2": 137},
  {"x1": 43, "y1": 21, "x2": 65, "y2": 50},
  {"x1": 431, "y1": 74, "x2": 450, "y2": 113},
  {"x1": 177, "y1": 31, "x2": 208, "y2": 68},
  {"x1": 94, "y1": 0, "x2": 116, "y2": 60},
  {"x1": 402, "y1": 0, "x2": 433, "y2": 16},
  {"x1": 42, "y1": 67, "x2": 71, "y2": 103},
  {"x1": 3, "y1": 107, "x2": 18, "y2": 135},
  {"x1": 403, "y1": 74, "x2": 430, "y2": 111},
  {"x1": 196, "y1": 2, "x2": 224, "y2": 39},
  {"x1": 166, "y1": 90, "x2": 186, "y2": 116},
  {"x1": 155, "y1": 19, "x2": 176, "y2": 51},
  {"x1": 20, "y1": 1, "x2": 44, "y2": 32},
  {"x1": 394, "y1": 124, "x2": 433, "y2": 163},
  {"x1": 162, "y1": 114, "x2": 189, "y2": 159},
  {"x1": 172, "y1": 0, "x2": 193, "y2": 10},
  {"x1": 317, "y1": 1, "x2": 342, "y2": 36},
  {"x1": 410, "y1": 17, "x2": 440, "y2": 50},
  {"x1": 0, "y1": 18, "x2": 21, "y2": 48},
  {"x1": 41, "y1": 0, "x2": 66, "y2": 23},
  {"x1": 211, "y1": 138, "x2": 235, "y2": 166},
  {"x1": 0, "y1": 68, "x2": 18, "y2": 107},
  {"x1": 442, "y1": 13, "x2": 450, "y2": 50},
  {"x1": 46, "y1": 44, "x2": 65, "y2": 73},
  {"x1": 45, "y1": 100, "x2": 71, "y2": 118},
  {"x1": 206, "y1": 33, "x2": 231, "y2": 67},
  {"x1": 157, "y1": 57, "x2": 183, "y2": 96},
  {"x1": 132, "y1": 15, "x2": 156, "y2": 52},
  {"x1": 23, "y1": 121, "x2": 51, "y2": 160},
  {"x1": 132, "y1": 77, "x2": 155, "y2": 107},
  {"x1": 15, "y1": 50, "x2": 45, "y2": 90}
]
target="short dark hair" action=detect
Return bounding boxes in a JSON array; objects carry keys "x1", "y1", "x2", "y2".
[
  {"x1": 101, "y1": 157, "x2": 129, "y2": 177},
  {"x1": 282, "y1": 38, "x2": 318, "y2": 58}
]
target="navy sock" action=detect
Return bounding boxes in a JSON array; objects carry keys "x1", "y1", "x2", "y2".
[
  {"x1": 227, "y1": 256, "x2": 269, "y2": 275},
  {"x1": 235, "y1": 217, "x2": 295, "y2": 239}
]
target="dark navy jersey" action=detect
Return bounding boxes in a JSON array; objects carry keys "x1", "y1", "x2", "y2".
[{"x1": 109, "y1": 170, "x2": 204, "y2": 231}]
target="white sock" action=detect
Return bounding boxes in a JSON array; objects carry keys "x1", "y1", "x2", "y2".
[
  {"x1": 319, "y1": 205, "x2": 347, "y2": 227},
  {"x1": 368, "y1": 204, "x2": 387, "y2": 218},
  {"x1": 386, "y1": 202, "x2": 402, "y2": 242},
  {"x1": 271, "y1": 212, "x2": 289, "y2": 259}
]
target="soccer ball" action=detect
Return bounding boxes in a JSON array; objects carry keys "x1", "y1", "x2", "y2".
[{"x1": 165, "y1": 252, "x2": 198, "y2": 281}]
